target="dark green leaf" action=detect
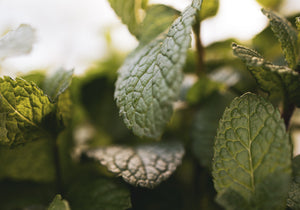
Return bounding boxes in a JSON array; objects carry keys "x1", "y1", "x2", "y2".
[
  {"x1": 216, "y1": 188, "x2": 250, "y2": 210},
  {"x1": 115, "y1": 0, "x2": 203, "y2": 139},
  {"x1": 232, "y1": 43, "x2": 300, "y2": 107},
  {"x1": 287, "y1": 155, "x2": 300, "y2": 209},
  {"x1": 21, "y1": 70, "x2": 46, "y2": 88},
  {"x1": 86, "y1": 142, "x2": 184, "y2": 188},
  {"x1": 213, "y1": 93, "x2": 291, "y2": 208},
  {"x1": 48, "y1": 195, "x2": 70, "y2": 210},
  {"x1": 67, "y1": 177, "x2": 131, "y2": 210},
  {"x1": 199, "y1": 0, "x2": 219, "y2": 20},
  {"x1": 43, "y1": 68, "x2": 74, "y2": 102},
  {"x1": 262, "y1": 9, "x2": 298, "y2": 69},
  {"x1": 140, "y1": 4, "x2": 180, "y2": 44},
  {"x1": 0, "y1": 76, "x2": 55, "y2": 146}
]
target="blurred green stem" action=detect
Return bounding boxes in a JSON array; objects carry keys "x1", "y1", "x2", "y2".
[{"x1": 193, "y1": 18, "x2": 205, "y2": 76}]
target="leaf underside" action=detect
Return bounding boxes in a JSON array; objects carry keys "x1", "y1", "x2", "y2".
[
  {"x1": 115, "y1": 0, "x2": 202, "y2": 139},
  {"x1": 87, "y1": 142, "x2": 184, "y2": 188},
  {"x1": 0, "y1": 76, "x2": 54, "y2": 146},
  {"x1": 213, "y1": 93, "x2": 291, "y2": 208}
]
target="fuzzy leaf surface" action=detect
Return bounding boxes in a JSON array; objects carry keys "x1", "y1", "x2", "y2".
[
  {"x1": 115, "y1": 0, "x2": 202, "y2": 139},
  {"x1": 232, "y1": 43, "x2": 300, "y2": 107},
  {"x1": 213, "y1": 93, "x2": 291, "y2": 208},
  {"x1": 262, "y1": 9, "x2": 298, "y2": 69},
  {"x1": 48, "y1": 195, "x2": 70, "y2": 210},
  {"x1": 0, "y1": 24, "x2": 35, "y2": 60},
  {"x1": 0, "y1": 76, "x2": 54, "y2": 146},
  {"x1": 87, "y1": 142, "x2": 184, "y2": 188}
]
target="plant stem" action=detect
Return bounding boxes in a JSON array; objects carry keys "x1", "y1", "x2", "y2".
[
  {"x1": 53, "y1": 137, "x2": 63, "y2": 194},
  {"x1": 193, "y1": 19, "x2": 205, "y2": 76},
  {"x1": 281, "y1": 101, "x2": 295, "y2": 130}
]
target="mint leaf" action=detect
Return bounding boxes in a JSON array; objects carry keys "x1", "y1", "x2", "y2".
[
  {"x1": 67, "y1": 177, "x2": 131, "y2": 210},
  {"x1": 21, "y1": 70, "x2": 46, "y2": 88},
  {"x1": 43, "y1": 68, "x2": 74, "y2": 102},
  {"x1": 262, "y1": 9, "x2": 298, "y2": 69},
  {"x1": 0, "y1": 24, "x2": 35, "y2": 60},
  {"x1": 0, "y1": 76, "x2": 55, "y2": 146},
  {"x1": 86, "y1": 142, "x2": 184, "y2": 188},
  {"x1": 115, "y1": 0, "x2": 203, "y2": 139},
  {"x1": 48, "y1": 195, "x2": 70, "y2": 210},
  {"x1": 199, "y1": 0, "x2": 219, "y2": 20},
  {"x1": 213, "y1": 93, "x2": 291, "y2": 208},
  {"x1": 0, "y1": 138, "x2": 55, "y2": 182},
  {"x1": 140, "y1": 4, "x2": 180, "y2": 44},
  {"x1": 216, "y1": 188, "x2": 249, "y2": 210},
  {"x1": 256, "y1": 0, "x2": 283, "y2": 10},
  {"x1": 232, "y1": 43, "x2": 300, "y2": 107},
  {"x1": 287, "y1": 155, "x2": 300, "y2": 209},
  {"x1": 108, "y1": 0, "x2": 148, "y2": 37},
  {"x1": 56, "y1": 90, "x2": 72, "y2": 127}
]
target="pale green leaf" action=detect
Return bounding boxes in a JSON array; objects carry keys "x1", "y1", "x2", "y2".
[
  {"x1": 262, "y1": 9, "x2": 298, "y2": 69},
  {"x1": 48, "y1": 195, "x2": 70, "y2": 210},
  {"x1": 43, "y1": 68, "x2": 74, "y2": 102},
  {"x1": 199, "y1": 0, "x2": 219, "y2": 20},
  {"x1": 0, "y1": 76, "x2": 55, "y2": 146},
  {"x1": 0, "y1": 24, "x2": 35, "y2": 60},
  {"x1": 256, "y1": 0, "x2": 283, "y2": 10},
  {"x1": 67, "y1": 177, "x2": 131, "y2": 210},
  {"x1": 213, "y1": 93, "x2": 291, "y2": 208},
  {"x1": 86, "y1": 142, "x2": 184, "y2": 188},
  {"x1": 140, "y1": 4, "x2": 180, "y2": 44},
  {"x1": 115, "y1": 0, "x2": 202, "y2": 139},
  {"x1": 287, "y1": 155, "x2": 300, "y2": 209},
  {"x1": 232, "y1": 43, "x2": 300, "y2": 107}
]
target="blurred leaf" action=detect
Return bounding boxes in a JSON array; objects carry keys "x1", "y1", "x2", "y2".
[
  {"x1": 199, "y1": 0, "x2": 219, "y2": 20},
  {"x1": 191, "y1": 92, "x2": 235, "y2": 169},
  {"x1": 262, "y1": 9, "x2": 298, "y2": 69},
  {"x1": 0, "y1": 138, "x2": 55, "y2": 182},
  {"x1": 56, "y1": 90, "x2": 72, "y2": 127},
  {"x1": 115, "y1": 0, "x2": 202, "y2": 139},
  {"x1": 140, "y1": 4, "x2": 180, "y2": 44},
  {"x1": 67, "y1": 177, "x2": 131, "y2": 210},
  {"x1": 0, "y1": 24, "x2": 35, "y2": 60},
  {"x1": 205, "y1": 39, "x2": 236, "y2": 61},
  {"x1": 232, "y1": 43, "x2": 300, "y2": 106},
  {"x1": 21, "y1": 70, "x2": 46, "y2": 88},
  {"x1": 48, "y1": 195, "x2": 70, "y2": 210},
  {"x1": 43, "y1": 68, "x2": 74, "y2": 102},
  {"x1": 0, "y1": 76, "x2": 55, "y2": 146},
  {"x1": 213, "y1": 93, "x2": 291, "y2": 208},
  {"x1": 287, "y1": 155, "x2": 300, "y2": 209},
  {"x1": 86, "y1": 142, "x2": 184, "y2": 188},
  {"x1": 256, "y1": 0, "x2": 283, "y2": 10}
]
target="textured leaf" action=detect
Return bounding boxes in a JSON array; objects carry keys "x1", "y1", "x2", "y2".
[
  {"x1": 0, "y1": 138, "x2": 55, "y2": 182},
  {"x1": 287, "y1": 155, "x2": 300, "y2": 209},
  {"x1": 216, "y1": 188, "x2": 249, "y2": 210},
  {"x1": 86, "y1": 142, "x2": 184, "y2": 188},
  {"x1": 67, "y1": 177, "x2": 131, "y2": 210},
  {"x1": 191, "y1": 92, "x2": 235, "y2": 169},
  {"x1": 48, "y1": 195, "x2": 70, "y2": 210},
  {"x1": 0, "y1": 76, "x2": 55, "y2": 146},
  {"x1": 108, "y1": 0, "x2": 148, "y2": 37},
  {"x1": 140, "y1": 4, "x2": 180, "y2": 44},
  {"x1": 0, "y1": 24, "x2": 35, "y2": 60},
  {"x1": 232, "y1": 43, "x2": 300, "y2": 107},
  {"x1": 213, "y1": 93, "x2": 291, "y2": 207},
  {"x1": 262, "y1": 9, "x2": 298, "y2": 69},
  {"x1": 199, "y1": 0, "x2": 219, "y2": 20},
  {"x1": 115, "y1": 0, "x2": 202, "y2": 139},
  {"x1": 43, "y1": 68, "x2": 74, "y2": 102},
  {"x1": 256, "y1": 0, "x2": 283, "y2": 10}
]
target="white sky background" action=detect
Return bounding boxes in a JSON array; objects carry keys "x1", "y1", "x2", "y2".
[{"x1": 0, "y1": 0, "x2": 299, "y2": 76}]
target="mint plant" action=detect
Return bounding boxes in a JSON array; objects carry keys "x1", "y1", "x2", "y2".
[{"x1": 0, "y1": 0, "x2": 299, "y2": 209}]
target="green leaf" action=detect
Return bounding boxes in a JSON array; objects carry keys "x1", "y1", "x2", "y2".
[
  {"x1": 86, "y1": 142, "x2": 184, "y2": 188},
  {"x1": 287, "y1": 155, "x2": 300, "y2": 209},
  {"x1": 191, "y1": 92, "x2": 235, "y2": 169},
  {"x1": 262, "y1": 9, "x2": 298, "y2": 69},
  {"x1": 199, "y1": 0, "x2": 219, "y2": 20},
  {"x1": 115, "y1": 0, "x2": 203, "y2": 139},
  {"x1": 0, "y1": 76, "x2": 55, "y2": 146},
  {"x1": 0, "y1": 138, "x2": 55, "y2": 182},
  {"x1": 140, "y1": 4, "x2": 180, "y2": 44},
  {"x1": 213, "y1": 93, "x2": 291, "y2": 208},
  {"x1": 21, "y1": 70, "x2": 46, "y2": 88},
  {"x1": 48, "y1": 195, "x2": 70, "y2": 210},
  {"x1": 0, "y1": 24, "x2": 35, "y2": 60},
  {"x1": 43, "y1": 68, "x2": 74, "y2": 102},
  {"x1": 56, "y1": 90, "x2": 72, "y2": 127},
  {"x1": 296, "y1": 17, "x2": 300, "y2": 31},
  {"x1": 67, "y1": 177, "x2": 131, "y2": 210},
  {"x1": 256, "y1": 0, "x2": 283, "y2": 10},
  {"x1": 216, "y1": 188, "x2": 249, "y2": 210},
  {"x1": 108, "y1": 0, "x2": 148, "y2": 37},
  {"x1": 232, "y1": 43, "x2": 300, "y2": 107}
]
